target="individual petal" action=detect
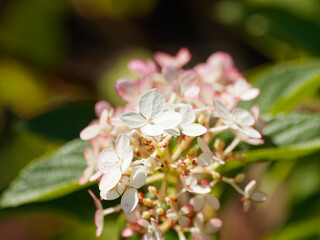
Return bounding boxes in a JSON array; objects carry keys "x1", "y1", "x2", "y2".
[
  {"x1": 197, "y1": 152, "x2": 213, "y2": 166},
  {"x1": 178, "y1": 216, "x2": 191, "y2": 227},
  {"x1": 115, "y1": 78, "x2": 140, "y2": 102},
  {"x1": 205, "y1": 194, "x2": 220, "y2": 210},
  {"x1": 243, "y1": 199, "x2": 251, "y2": 213},
  {"x1": 179, "y1": 205, "x2": 194, "y2": 215},
  {"x1": 130, "y1": 166, "x2": 147, "y2": 188},
  {"x1": 139, "y1": 89, "x2": 165, "y2": 119},
  {"x1": 153, "y1": 111, "x2": 182, "y2": 130},
  {"x1": 121, "y1": 188, "x2": 139, "y2": 213},
  {"x1": 166, "y1": 127, "x2": 181, "y2": 136},
  {"x1": 122, "y1": 227, "x2": 135, "y2": 238},
  {"x1": 175, "y1": 105, "x2": 195, "y2": 125},
  {"x1": 166, "y1": 209, "x2": 178, "y2": 219},
  {"x1": 184, "y1": 85, "x2": 200, "y2": 99},
  {"x1": 95, "y1": 100, "x2": 112, "y2": 117},
  {"x1": 128, "y1": 59, "x2": 152, "y2": 75},
  {"x1": 120, "y1": 112, "x2": 146, "y2": 128},
  {"x1": 100, "y1": 188, "x2": 121, "y2": 200},
  {"x1": 251, "y1": 192, "x2": 268, "y2": 203},
  {"x1": 162, "y1": 65, "x2": 180, "y2": 82},
  {"x1": 141, "y1": 123, "x2": 164, "y2": 136},
  {"x1": 88, "y1": 190, "x2": 104, "y2": 237},
  {"x1": 190, "y1": 195, "x2": 206, "y2": 212},
  {"x1": 115, "y1": 134, "x2": 133, "y2": 172},
  {"x1": 88, "y1": 190, "x2": 103, "y2": 211},
  {"x1": 142, "y1": 232, "x2": 153, "y2": 240},
  {"x1": 124, "y1": 209, "x2": 140, "y2": 223},
  {"x1": 154, "y1": 229, "x2": 163, "y2": 240},
  {"x1": 232, "y1": 108, "x2": 255, "y2": 126},
  {"x1": 239, "y1": 126, "x2": 262, "y2": 139},
  {"x1": 191, "y1": 185, "x2": 211, "y2": 194},
  {"x1": 212, "y1": 155, "x2": 225, "y2": 165},
  {"x1": 181, "y1": 71, "x2": 198, "y2": 91},
  {"x1": 197, "y1": 137, "x2": 211, "y2": 153},
  {"x1": 204, "y1": 218, "x2": 223, "y2": 233},
  {"x1": 244, "y1": 180, "x2": 257, "y2": 196},
  {"x1": 213, "y1": 100, "x2": 231, "y2": 120},
  {"x1": 181, "y1": 123, "x2": 207, "y2": 137},
  {"x1": 241, "y1": 88, "x2": 260, "y2": 101},
  {"x1": 98, "y1": 149, "x2": 119, "y2": 173},
  {"x1": 137, "y1": 219, "x2": 150, "y2": 229},
  {"x1": 99, "y1": 167, "x2": 121, "y2": 192},
  {"x1": 194, "y1": 212, "x2": 205, "y2": 229},
  {"x1": 80, "y1": 124, "x2": 101, "y2": 140}
]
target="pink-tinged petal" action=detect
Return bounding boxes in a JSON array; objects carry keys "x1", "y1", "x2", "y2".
[
  {"x1": 124, "y1": 208, "x2": 140, "y2": 222},
  {"x1": 89, "y1": 171, "x2": 102, "y2": 182},
  {"x1": 99, "y1": 110, "x2": 109, "y2": 129},
  {"x1": 199, "y1": 83, "x2": 215, "y2": 104},
  {"x1": 184, "y1": 85, "x2": 200, "y2": 99},
  {"x1": 166, "y1": 209, "x2": 178, "y2": 219},
  {"x1": 154, "y1": 229, "x2": 163, "y2": 240},
  {"x1": 207, "y1": 51, "x2": 234, "y2": 68},
  {"x1": 251, "y1": 104, "x2": 260, "y2": 121},
  {"x1": 155, "y1": 48, "x2": 190, "y2": 68},
  {"x1": 95, "y1": 100, "x2": 112, "y2": 117},
  {"x1": 139, "y1": 89, "x2": 165, "y2": 119},
  {"x1": 182, "y1": 175, "x2": 197, "y2": 187},
  {"x1": 99, "y1": 167, "x2": 121, "y2": 192},
  {"x1": 130, "y1": 166, "x2": 147, "y2": 188},
  {"x1": 175, "y1": 47, "x2": 191, "y2": 67},
  {"x1": 162, "y1": 65, "x2": 180, "y2": 82},
  {"x1": 88, "y1": 190, "x2": 103, "y2": 211},
  {"x1": 175, "y1": 105, "x2": 195, "y2": 125},
  {"x1": 115, "y1": 78, "x2": 140, "y2": 102},
  {"x1": 204, "y1": 218, "x2": 223, "y2": 233},
  {"x1": 194, "y1": 212, "x2": 205, "y2": 229},
  {"x1": 232, "y1": 108, "x2": 255, "y2": 126},
  {"x1": 205, "y1": 194, "x2": 220, "y2": 210},
  {"x1": 137, "y1": 219, "x2": 150, "y2": 229},
  {"x1": 80, "y1": 124, "x2": 100, "y2": 140},
  {"x1": 181, "y1": 71, "x2": 198, "y2": 90},
  {"x1": 239, "y1": 126, "x2": 261, "y2": 139},
  {"x1": 141, "y1": 123, "x2": 164, "y2": 136},
  {"x1": 190, "y1": 195, "x2": 206, "y2": 212},
  {"x1": 197, "y1": 137, "x2": 211, "y2": 153},
  {"x1": 121, "y1": 188, "x2": 139, "y2": 213},
  {"x1": 98, "y1": 148, "x2": 119, "y2": 173},
  {"x1": 179, "y1": 205, "x2": 194, "y2": 215},
  {"x1": 245, "y1": 179, "x2": 257, "y2": 195},
  {"x1": 150, "y1": 218, "x2": 158, "y2": 228},
  {"x1": 128, "y1": 59, "x2": 152, "y2": 75},
  {"x1": 122, "y1": 227, "x2": 135, "y2": 238},
  {"x1": 178, "y1": 216, "x2": 191, "y2": 227},
  {"x1": 181, "y1": 123, "x2": 207, "y2": 137},
  {"x1": 142, "y1": 232, "x2": 153, "y2": 240},
  {"x1": 88, "y1": 190, "x2": 104, "y2": 237},
  {"x1": 153, "y1": 111, "x2": 182, "y2": 130},
  {"x1": 241, "y1": 88, "x2": 260, "y2": 101},
  {"x1": 213, "y1": 100, "x2": 231, "y2": 120},
  {"x1": 137, "y1": 76, "x2": 153, "y2": 94},
  {"x1": 120, "y1": 112, "x2": 146, "y2": 128},
  {"x1": 251, "y1": 192, "x2": 268, "y2": 203},
  {"x1": 243, "y1": 199, "x2": 251, "y2": 213},
  {"x1": 197, "y1": 152, "x2": 213, "y2": 166}
]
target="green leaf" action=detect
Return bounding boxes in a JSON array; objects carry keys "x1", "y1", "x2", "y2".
[
  {"x1": 0, "y1": 139, "x2": 89, "y2": 208},
  {"x1": 18, "y1": 103, "x2": 96, "y2": 141},
  {"x1": 240, "y1": 60, "x2": 320, "y2": 114}
]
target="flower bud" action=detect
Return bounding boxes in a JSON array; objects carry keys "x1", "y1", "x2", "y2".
[
  {"x1": 198, "y1": 114, "x2": 206, "y2": 125},
  {"x1": 167, "y1": 195, "x2": 177, "y2": 204},
  {"x1": 214, "y1": 139, "x2": 225, "y2": 151},
  {"x1": 212, "y1": 171, "x2": 221, "y2": 181},
  {"x1": 148, "y1": 186, "x2": 158, "y2": 195},
  {"x1": 142, "y1": 211, "x2": 151, "y2": 219},
  {"x1": 156, "y1": 207, "x2": 164, "y2": 215},
  {"x1": 130, "y1": 129, "x2": 140, "y2": 139},
  {"x1": 143, "y1": 198, "x2": 153, "y2": 207},
  {"x1": 234, "y1": 173, "x2": 245, "y2": 183}
]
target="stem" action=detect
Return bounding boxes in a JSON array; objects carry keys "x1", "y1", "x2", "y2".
[
  {"x1": 172, "y1": 137, "x2": 193, "y2": 162},
  {"x1": 175, "y1": 227, "x2": 187, "y2": 240},
  {"x1": 103, "y1": 204, "x2": 122, "y2": 215},
  {"x1": 208, "y1": 125, "x2": 229, "y2": 133},
  {"x1": 145, "y1": 173, "x2": 165, "y2": 184},
  {"x1": 224, "y1": 137, "x2": 240, "y2": 156},
  {"x1": 221, "y1": 176, "x2": 245, "y2": 195}
]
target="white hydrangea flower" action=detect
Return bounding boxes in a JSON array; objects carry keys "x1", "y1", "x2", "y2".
[
  {"x1": 98, "y1": 134, "x2": 133, "y2": 194},
  {"x1": 213, "y1": 100, "x2": 261, "y2": 139},
  {"x1": 167, "y1": 105, "x2": 207, "y2": 137},
  {"x1": 137, "y1": 218, "x2": 163, "y2": 240},
  {"x1": 197, "y1": 137, "x2": 224, "y2": 165},
  {"x1": 101, "y1": 165, "x2": 147, "y2": 212},
  {"x1": 242, "y1": 179, "x2": 268, "y2": 213},
  {"x1": 120, "y1": 89, "x2": 183, "y2": 136},
  {"x1": 166, "y1": 205, "x2": 194, "y2": 227},
  {"x1": 180, "y1": 174, "x2": 211, "y2": 194}
]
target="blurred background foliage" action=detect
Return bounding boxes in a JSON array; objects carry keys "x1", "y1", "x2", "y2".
[{"x1": 0, "y1": 0, "x2": 320, "y2": 239}]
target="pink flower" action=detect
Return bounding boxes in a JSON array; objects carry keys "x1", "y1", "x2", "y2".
[
  {"x1": 128, "y1": 59, "x2": 157, "y2": 76},
  {"x1": 180, "y1": 174, "x2": 211, "y2": 194},
  {"x1": 225, "y1": 78, "x2": 260, "y2": 101},
  {"x1": 166, "y1": 205, "x2": 194, "y2": 227},
  {"x1": 154, "y1": 47, "x2": 191, "y2": 68}
]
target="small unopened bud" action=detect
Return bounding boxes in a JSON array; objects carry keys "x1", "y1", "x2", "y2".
[
  {"x1": 125, "y1": 167, "x2": 132, "y2": 175},
  {"x1": 143, "y1": 198, "x2": 153, "y2": 207},
  {"x1": 156, "y1": 207, "x2": 164, "y2": 215},
  {"x1": 214, "y1": 139, "x2": 225, "y2": 151},
  {"x1": 142, "y1": 211, "x2": 151, "y2": 219},
  {"x1": 198, "y1": 114, "x2": 206, "y2": 125},
  {"x1": 234, "y1": 173, "x2": 245, "y2": 183},
  {"x1": 130, "y1": 130, "x2": 140, "y2": 139},
  {"x1": 148, "y1": 186, "x2": 158, "y2": 195},
  {"x1": 212, "y1": 171, "x2": 221, "y2": 181},
  {"x1": 167, "y1": 195, "x2": 177, "y2": 204}
]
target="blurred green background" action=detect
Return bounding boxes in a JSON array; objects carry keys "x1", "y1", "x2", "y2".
[{"x1": 0, "y1": 0, "x2": 320, "y2": 239}]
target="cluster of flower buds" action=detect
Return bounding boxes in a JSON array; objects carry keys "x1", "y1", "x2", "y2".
[{"x1": 80, "y1": 48, "x2": 267, "y2": 239}]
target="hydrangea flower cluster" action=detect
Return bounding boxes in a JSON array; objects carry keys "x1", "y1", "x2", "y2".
[{"x1": 80, "y1": 48, "x2": 267, "y2": 239}]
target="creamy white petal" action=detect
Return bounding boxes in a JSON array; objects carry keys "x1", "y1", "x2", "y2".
[
  {"x1": 197, "y1": 137, "x2": 211, "y2": 153},
  {"x1": 80, "y1": 124, "x2": 100, "y2": 140},
  {"x1": 154, "y1": 229, "x2": 163, "y2": 240},
  {"x1": 245, "y1": 180, "x2": 257, "y2": 196},
  {"x1": 115, "y1": 134, "x2": 131, "y2": 159},
  {"x1": 139, "y1": 89, "x2": 165, "y2": 119},
  {"x1": 100, "y1": 188, "x2": 120, "y2": 200},
  {"x1": 98, "y1": 149, "x2": 119, "y2": 173},
  {"x1": 120, "y1": 112, "x2": 146, "y2": 128},
  {"x1": 99, "y1": 167, "x2": 121, "y2": 192},
  {"x1": 175, "y1": 105, "x2": 195, "y2": 125},
  {"x1": 130, "y1": 166, "x2": 147, "y2": 188},
  {"x1": 166, "y1": 127, "x2": 181, "y2": 136},
  {"x1": 197, "y1": 152, "x2": 213, "y2": 166},
  {"x1": 121, "y1": 188, "x2": 139, "y2": 212},
  {"x1": 141, "y1": 123, "x2": 164, "y2": 136},
  {"x1": 238, "y1": 126, "x2": 261, "y2": 139},
  {"x1": 204, "y1": 218, "x2": 223, "y2": 233},
  {"x1": 153, "y1": 111, "x2": 182, "y2": 130},
  {"x1": 251, "y1": 192, "x2": 267, "y2": 202},
  {"x1": 142, "y1": 232, "x2": 153, "y2": 240},
  {"x1": 213, "y1": 100, "x2": 231, "y2": 120},
  {"x1": 181, "y1": 123, "x2": 207, "y2": 137},
  {"x1": 232, "y1": 108, "x2": 255, "y2": 126},
  {"x1": 206, "y1": 194, "x2": 220, "y2": 210}
]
